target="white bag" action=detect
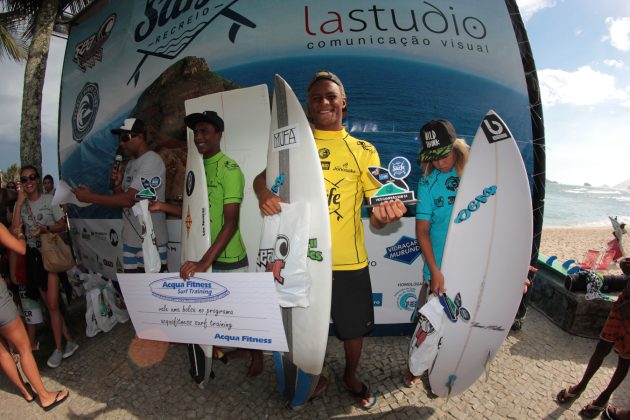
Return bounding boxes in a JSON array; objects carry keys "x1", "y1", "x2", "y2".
[
  {"x1": 89, "y1": 287, "x2": 117, "y2": 333},
  {"x1": 82, "y1": 271, "x2": 108, "y2": 292},
  {"x1": 83, "y1": 271, "x2": 106, "y2": 337},
  {"x1": 103, "y1": 279, "x2": 129, "y2": 323},
  {"x1": 257, "y1": 202, "x2": 311, "y2": 308},
  {"x1": 85, "y1": 296, "x2": 101, "y2": 338},
  {"x1": 408, "y1": 296, "x2": 446, "y2": 376},
  {"x1": 133, "y1": 200, "x2": 161, "y2": 273}
]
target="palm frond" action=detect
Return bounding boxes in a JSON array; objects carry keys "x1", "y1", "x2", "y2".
[{"x1": 0, "y1": 10, "x2": 28, "y2": 61}]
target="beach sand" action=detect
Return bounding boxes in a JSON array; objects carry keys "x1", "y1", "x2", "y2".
[{"x1": 540, "y1": 227, "x2": 627, "y2": 274}]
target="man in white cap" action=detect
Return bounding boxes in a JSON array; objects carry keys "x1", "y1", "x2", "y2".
[{"x1": 73, "y1": 117, "x2": 168, "y2": 272}]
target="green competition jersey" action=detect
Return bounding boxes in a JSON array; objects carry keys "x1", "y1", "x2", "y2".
[{"x1": 204, "y1": 151, "x2": 247, "y2": 268}]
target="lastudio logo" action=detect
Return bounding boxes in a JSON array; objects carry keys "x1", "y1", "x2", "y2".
[{"x1": 128, "y1": 0, "x2": 256, "y2": 86}]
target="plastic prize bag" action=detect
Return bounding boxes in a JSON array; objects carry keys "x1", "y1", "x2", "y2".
[
  {"x1": 133, "y1": 200, "x2": 161, "y2": 273},
  {"x1": 257, "y1": 202, "x2": 311, "y2": 308},
  {"x1": 83, "y1": 272, "x2": 116, "y2": 336},
  {"x1": 103, "y1": 279, "x2": 129, "y2": 323},
  {"x1": 408, "y1": 296, "x2": 446, "y2": 376},
  {"x1": 90, "y1": 287, "x2": 117, "y2": 333},
  {"x1": 85, "y1": 295, "x2": 101, "y2": 338}
]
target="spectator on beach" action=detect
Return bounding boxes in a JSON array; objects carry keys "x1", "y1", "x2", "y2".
[
  {"x1": 511, "y1": 265, "x2": 538, "y2": 331},
  {"x1": 73, "y1": 118, "x2": 168, "y2": 273},
  {"x1": 403, "y1": 119, "x2": 469, "y2": 388},
  {"x1": 42, "y1": 175, "x2": 55, "y2": 196},
  {"x1": 4, "y1": 198, "x2": 42, "y2": 349},
  {"x1": 11, "y1": 166, "x2": 79, "y2": 369},
  {"x1": 149, "y1": 110, "x2": 261, "y2": 383},
  {"x1": 555, "y1": 256, "x2": 630, "y2": 418},
  {"x1": 0, "y1": 221, "x2": 69, "y2": 410},
  {"x1": 6, "y1": 181, "x2": 17, "y2": 193},
  {"x1": 254, "y1": 70, "x2": 406, "y2": 409}
]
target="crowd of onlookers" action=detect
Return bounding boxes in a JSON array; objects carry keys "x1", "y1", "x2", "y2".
[{"x1": 0, "y1": 172, "x2": 72, "y2": 410}]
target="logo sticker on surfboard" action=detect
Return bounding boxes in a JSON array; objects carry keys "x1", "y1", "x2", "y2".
[
  {"x1": 185, "y1": 171, "x2": 195, "y2": 196},
  {"x1": 272, "y1": 124, "x2": 299, "y2": 152},
  {"x1": 454, "y1": 185, "x2": 497, "y2": 224},
  {"x1": 481, "y1": 114, "x2": 512, "y2": 143},
  {"x1": 439, "y1": 293, "x2": 470, "y2": 323}
]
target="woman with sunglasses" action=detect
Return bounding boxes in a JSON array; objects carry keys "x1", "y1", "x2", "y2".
[
  {"x1": 11, "y1": 166, "x2": 78, "y2": 369},
  {"x1": 0, "y1": 219, "x2": 69, "y2": 410}
]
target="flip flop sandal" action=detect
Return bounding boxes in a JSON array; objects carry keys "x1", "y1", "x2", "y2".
[
  {"x1": 556, "y1": 387, "x2": 581, "y2": 404},
  {"x1": 41, "y1": 390, "x2": 69, "y2": 412},
  {"x1": 347, "y1": 383, "x2": 377, "y2": 409},
  {"x1": 604, "y1": 406, "x2": 619, "y2": 420},
  {"x1": 578, "y1": 402, "x2": 607, "y2": 418}
]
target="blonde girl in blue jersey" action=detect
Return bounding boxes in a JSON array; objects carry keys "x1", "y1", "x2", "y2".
[{"x1": 404, "y1": 119, "x2": 469, "y2": 388}]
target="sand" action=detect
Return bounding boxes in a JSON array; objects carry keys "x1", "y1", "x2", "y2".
[{"x1": 539, "y1": 227, "x2": 626, "y2": 274}]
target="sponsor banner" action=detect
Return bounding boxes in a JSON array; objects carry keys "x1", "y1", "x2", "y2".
[
  {"x1": 60, "y1": 1, "x2": 533, "y2": 329},
  {"x1": 118, "y1": 272, "x2": 288, "y2": 351},
  {"x1": 69, "y1": 218, "x2": 123, "y2": 279},
  {"x1": 364, "y1": 218, "x2": 424, "y2": 324},
  {"x1": 60, "y1": 0, "x2": 532, "y2": 212}
]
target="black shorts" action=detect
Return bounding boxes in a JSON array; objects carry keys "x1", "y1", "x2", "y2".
[{"x1": 331, "y1": 266, "x2": 374, "y2": 340}]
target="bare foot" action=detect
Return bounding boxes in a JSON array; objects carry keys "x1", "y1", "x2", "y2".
[
  {"x1": 309, "y1": 376, "x2": 328, "y2": 401},
  {"x1": 403, "y1": 370, "x2": 421, "y2": 387}
]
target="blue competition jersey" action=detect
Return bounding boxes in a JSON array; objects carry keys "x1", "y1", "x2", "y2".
[{"x1": 416, "y1": 167, "x2": 460, "y2": 280}]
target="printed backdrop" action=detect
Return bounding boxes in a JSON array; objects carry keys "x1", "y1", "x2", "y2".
[{"x1": 59, "y1": 0, "x2": 536, "y2": 332}]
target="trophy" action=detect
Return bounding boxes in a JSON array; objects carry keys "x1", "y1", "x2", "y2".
[{"x1": 366, "y1": 156, "x2": 417, "y2": 207}]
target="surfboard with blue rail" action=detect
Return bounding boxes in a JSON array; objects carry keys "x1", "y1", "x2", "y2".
[{"x1": 264, "y1": 75, "x2": 332, "y2": 409}]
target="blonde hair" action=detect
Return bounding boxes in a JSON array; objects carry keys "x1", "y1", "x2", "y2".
[{"x1": 422, "y1": 138, "x2": 469, "y2": 177}]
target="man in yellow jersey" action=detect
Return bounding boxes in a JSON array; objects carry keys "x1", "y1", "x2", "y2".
[{"x1": 254, "y1": 71, "x2": 406, "y2": 409}]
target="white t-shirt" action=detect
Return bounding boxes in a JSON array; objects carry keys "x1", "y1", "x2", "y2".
[
  {"x1": 20, "y1": 194, "x2": 64, "y2": 248},
  {"x1": 121, "y1": 150, "x2": 168, "y2": 248}
]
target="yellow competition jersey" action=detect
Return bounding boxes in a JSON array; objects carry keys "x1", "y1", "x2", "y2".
[{"x1": 314, "y1": 128, "x2": 381, "y2": 270}]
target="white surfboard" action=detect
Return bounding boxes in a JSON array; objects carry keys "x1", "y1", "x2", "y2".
[
  {"x1": 180, "y1": 121, "x2": 210, "y2": 265},
  {"x1": 428, "y1": 110, "x2": 533, "y2": 398},
  {"x1": 182, "y1": 85, "x2": 269, "y2": 385},
  {"x1": 181, "y1": 99, "x2": 214, "y2": 386},
  {"x1": 184, "y1": 85, "x2": 270, "y2": 270},
  {"x1": 264, "y1": 75, "x2": 332, "y2": 407}
]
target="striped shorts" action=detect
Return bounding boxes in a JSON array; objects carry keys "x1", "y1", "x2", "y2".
[{"x1": 122, "y1": 243, "x2": 168, "y2": 272}]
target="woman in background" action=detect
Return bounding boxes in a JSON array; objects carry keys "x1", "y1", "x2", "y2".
[{"x1": 0, "y1": 219, "x2": 69, "y2": 410}]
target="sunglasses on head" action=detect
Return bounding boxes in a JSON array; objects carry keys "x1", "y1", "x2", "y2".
[
  {"x1": 20, "y1": 174, "x2": 39, "y2": 183},
  {"x1": 119, "y1": 133, "x2": 139, "y2": 142}
]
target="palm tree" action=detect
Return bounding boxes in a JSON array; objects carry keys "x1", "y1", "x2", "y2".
[
  {"x1": 5, "y1": 163, "x2": 20, "y2": 183},
  {"x1": 0, "y1": 0, "x2": 92, "y2": 176},
  {"x1": 0, "y1": 8, "x2": 28, "y2": 61}
]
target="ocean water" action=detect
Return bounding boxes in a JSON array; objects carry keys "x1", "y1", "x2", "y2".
[
  {"x1": 543, "y1": 182, "x2": 630, "y2": 227},
  {"x1": 219, "y1": 55, "x2": 532, "y2": 195}
]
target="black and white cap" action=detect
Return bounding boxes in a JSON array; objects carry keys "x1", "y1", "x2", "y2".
[{"x1": 111, "y1": 118, "x2": 145, "y2": 135}]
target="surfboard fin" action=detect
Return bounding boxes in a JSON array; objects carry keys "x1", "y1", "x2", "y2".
[
  {"x1": 446, "y1": 375, "x2": 457, "y2": 401},
  {"x1": 484, "y1": 350, "x2": 492, "y2": 381}
]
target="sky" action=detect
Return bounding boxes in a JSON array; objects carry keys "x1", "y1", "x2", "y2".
[{"x1": 0, "y1": 0, "x2": 628, "y2": 188}]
